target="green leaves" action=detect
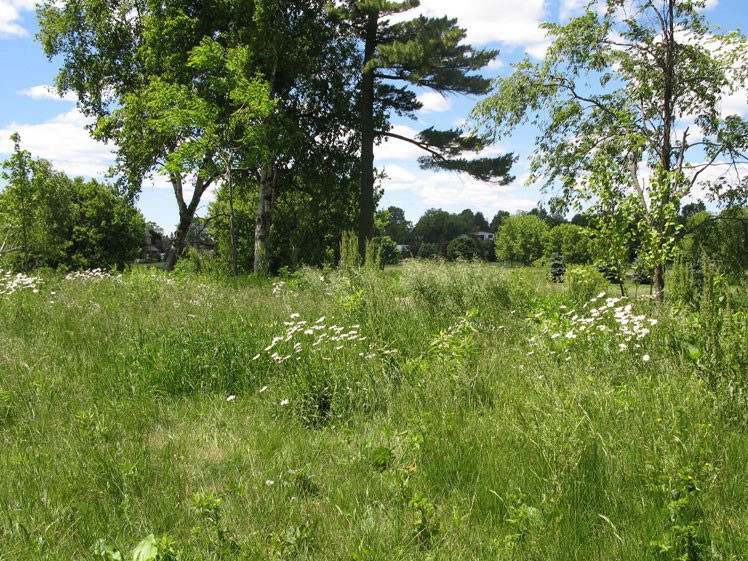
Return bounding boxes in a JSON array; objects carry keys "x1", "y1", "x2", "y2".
[{"x1": 473, "y1": 0, "x2": 748, "y2": 299}]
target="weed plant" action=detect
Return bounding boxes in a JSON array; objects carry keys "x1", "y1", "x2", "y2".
[{"x1": 0, "y1": 262, "x2": 746, "y2": 560}]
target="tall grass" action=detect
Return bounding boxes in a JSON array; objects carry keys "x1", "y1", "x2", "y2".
[{"x1": 0, "y1": 262, "x2": 746, "y2": 560}]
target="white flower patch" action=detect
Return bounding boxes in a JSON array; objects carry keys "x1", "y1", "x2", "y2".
[
  {"x1": 257, "y1": 314, "x2": 397, "y2": 365},
  {"x1": 533, "y1": 294, "x2": 658, "y2": 360},
  {"x1": 0, "y1": 271, "x2": 44, "y2": 295},
  {"x1": 272, "y1": 281, "x2": 286, "y2": 297},
  {"x1": 63, "y1": 269, "x2": 122, "y2": 282}
]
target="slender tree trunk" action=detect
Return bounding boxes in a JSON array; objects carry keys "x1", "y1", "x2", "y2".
[
  {"x1": 254, "y1": 162, "x2": 276, "y2": 275},
  {"x1": 227, "y1": 164, "x2": 238, "y2": 276},
  {"x1": 653, "y1": 263, "x2": 665, "y2": 303},
  {"x1": 358, "y1": 11, "x2": 378, "y2": 259}
]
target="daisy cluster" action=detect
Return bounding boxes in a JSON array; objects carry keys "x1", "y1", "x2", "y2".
[
  {"x1": 0, "y1": 271, "x2": 43, "y2": 295},
  {"x1": 64, "y1": 269, "x2": 122, "y2": 282},
  {"x1": 255, "y1": 313, "x2": 397, "y2": 364},
  {"x1": 533, "y1": 293, "x2": 658, "y2": 358},
  {"x1": 272, "y1": 281, "x2": 286, "y2": 297}
]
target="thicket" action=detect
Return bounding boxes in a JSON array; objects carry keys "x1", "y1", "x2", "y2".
[{"x1": 0, "y1": 135, "x2": 145, "y2": 272}]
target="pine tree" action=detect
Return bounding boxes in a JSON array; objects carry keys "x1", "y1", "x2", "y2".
[{"x1": 334, "y1": 1, "x2": 515, "y2": 256}]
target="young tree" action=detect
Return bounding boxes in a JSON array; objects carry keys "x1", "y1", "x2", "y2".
[
  {"x1": 335, "y1": 1, "x2": 515, "y2": 256},
  {"x1": 0, "y1": 134, "x2": 35, "y2": 271},
  {"x1": 494, "y1": 214, "x2": 549, "y2": 265},
  {"x1": 473, "y1": 0, "x2": 748, "y2": 301}
]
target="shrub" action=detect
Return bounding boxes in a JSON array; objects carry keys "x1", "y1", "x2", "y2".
[
  {"x1": 447, "y1": 236, "x2": 479, "y2": 261},
  {"x1": 566, "y1": 265, "x2": 608, "y2": 304},
  {"x1": 418, "y1": 242, "x2": 439, "y2": 259},
  {"x1": 370, "y1": 235, "x2": 400, "y2": 266}
]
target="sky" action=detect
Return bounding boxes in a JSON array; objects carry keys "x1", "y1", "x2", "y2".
[{"x1": 1, "y1": 0, "x2": 747, "y2": 232}]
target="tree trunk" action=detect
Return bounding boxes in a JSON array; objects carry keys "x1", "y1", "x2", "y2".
[
  {"x1": 254, "y1": 163, "x2": 276, "y2": 275},
  {"x1": 358, "y1": 11, "x2": 378, "y2": 259},
  {"x1": 227, "y1": 164, "x2": 238, "y2": 276},
  {"x1": 653, "y1": 263, "x2": 665, "y2": 303},
  {"x1": 164, "y1": 173, "x2": 212, "y2": 272},
  {"x1": 165, "y1": 212, "x2": 192, "y2": 271}
]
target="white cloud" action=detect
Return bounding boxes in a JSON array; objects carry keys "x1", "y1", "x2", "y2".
[
  {"x1": 702, "y1": 0, "x2": 719, "y2": 11},
  {"x1": 0, "y1": 0, "x2": 35, "y2": 38},
  {"x1": 719, "y1": 90, "x2": 748, "y2": 118},
  {"x1": 374, "y1": 124, "x2": 425, "y2": 161},
  {"x1": 0, "y1": 109, "x2": 115, "y2": 178},
  {"x1": 417, "y1": 92, "x2": 452, "y2": 113},
  {"x1": 389, "y1": 0, "x2": 549, "y2": 58},
  {"x1": 559, "y1": 0, "x2": 586, "y2": 20},
  {"x1": 381, "y1": 164, "x2": 538, "y2": 215},
  {"x1": 18, "y1": 85, "x2": 77, "y2": 102}
]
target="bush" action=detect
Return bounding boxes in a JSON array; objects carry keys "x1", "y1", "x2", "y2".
[
  {"x1": 566, "y1": 265, "x2": 608, "y2": 304},
  {"x1": 418, "y1": 242, "x2": 439, "y2": 259},
  {"x1": 370, "y1": 236, "x2": 400, "y2": 266},
  {"x1": 447, "y1": 236, "x2": 479, "y2": 261}
]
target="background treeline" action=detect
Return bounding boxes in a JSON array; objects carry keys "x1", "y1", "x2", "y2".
[{"x1": 0, "y1": 134, "x2": 144, "y2": 272}]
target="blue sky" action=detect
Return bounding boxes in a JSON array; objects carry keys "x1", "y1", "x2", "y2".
[{"x1": 1, "y1": 0, "x2": 747, "y2": 232}]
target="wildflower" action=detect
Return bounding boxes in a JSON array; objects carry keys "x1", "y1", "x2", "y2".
[
  {"x1": 290, "y1": 313, "x2": 300, "y2": 319},
  {"x1": 618, "y1": 343, "x2": 627, "y2": 351},
  {"x1": 642, "y1": 354, "x2": 650, "y2": 362},
  {"x1": 265, "y1": 480, "x2": 274, "y2": 486},
  {"x1": 280, "y1": 399, "x2": 289, "y2": 406}
]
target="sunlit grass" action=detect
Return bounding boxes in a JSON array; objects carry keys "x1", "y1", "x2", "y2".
[{"x1": 0, "y1": 262, "x2": 746, "y2": 560}]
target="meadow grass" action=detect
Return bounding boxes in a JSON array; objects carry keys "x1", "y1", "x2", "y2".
[{"x1": 0, "y1": 261, "x2": 746, "y2": 560}]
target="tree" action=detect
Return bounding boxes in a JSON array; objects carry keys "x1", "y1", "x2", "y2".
[
  {"x1": 38, "y1": 0, "x2": 275, "y2": 271},
  {"x1": 412, "y1": 208, "x2": 466, "y2": 244},
  {"x1": 473, "y1": 0, "x2": 748, "y2": 301},
  {"x1": 447, "y1": 236, "x2": 479, "y2": 261},
  {"x1": 544, "y1": 224, "x2": 594, "y2": 265},
  {"x1": 678, "y1": 207, "x2": 748, "y2": 281},
  {"x1": 377, "y1": 206, "x2": 412, "y2": 244},
  {"x1": 334, "y1": 1, "x2": 515, "y2": 256},
  {"x1": 489, "y1": 210, "x2": 510, "y2": 232},
  {"x1": 474, "y1": 211, "x2": 490, "y2": 232},
  {"x1": 494, "y1": 214, "x2": 549, "y2": 265},
  {"x1": 246, "y1": 1, "x2": 361, "y2": 274},
  {"x1": 1, "y1": 138, "x2": 144, "y2": 271},
  {"x1": 0, "y1": 134, "x2": 35, "y2": 271}
]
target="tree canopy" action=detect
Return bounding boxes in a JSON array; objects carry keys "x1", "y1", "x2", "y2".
[
  {"x1": 335, "y1": 0, "x2": 515, "y2": 255},
  {"x1": 473, "y1": 0, "x2": 748, "y2": 299}
]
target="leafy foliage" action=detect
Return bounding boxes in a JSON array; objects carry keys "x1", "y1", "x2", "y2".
[
  {"x1": 494, "y1": 214, "x2": 549, "y2": 265},
  {"x1": 1, "y1": 136, "x2": 144, "y2": 271},
  {"x1": 473, "y1": 0, "x2": 748, "y2": 299}
]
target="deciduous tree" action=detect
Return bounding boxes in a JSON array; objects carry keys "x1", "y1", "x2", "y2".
[{"x1": 473, "y1": 0, "x2": 748, "y2": 301}]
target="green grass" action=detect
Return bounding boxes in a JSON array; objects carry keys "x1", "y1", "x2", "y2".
[{"x1": 0, "y1": 262, "x2": 746, "y2": 560}]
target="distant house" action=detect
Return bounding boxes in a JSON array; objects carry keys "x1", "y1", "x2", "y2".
[
  {"x1": 470, "y1": 231, "x2": 495, "y2": 241},
  {"x1": 395, "y1": 244, "x2": 413, "y2": 257},
  {"x1": 142, "y1": 228, "x2": 171, "y2": 261}
]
